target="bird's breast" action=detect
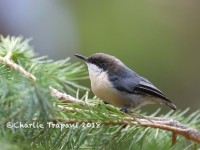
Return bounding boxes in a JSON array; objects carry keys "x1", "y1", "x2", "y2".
[
  {"x1": 88, "y1": 69, "x2": 134, "y2": 107},
  {"x1": 89, "y1": 70, "x2": 112, "y2": 97}
]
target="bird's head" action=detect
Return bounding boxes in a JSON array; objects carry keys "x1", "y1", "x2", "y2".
[{"x1": 75, "y1": 53, "x2": 124, "y2": 75}]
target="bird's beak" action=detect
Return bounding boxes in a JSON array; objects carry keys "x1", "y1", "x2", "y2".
[{"x1": 74, "y1": 54, "x2": 88, "y2": 62}]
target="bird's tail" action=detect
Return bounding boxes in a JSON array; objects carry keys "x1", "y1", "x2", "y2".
[{"x1": 163, "y1": 100, "x2": 176, "y2": 110}]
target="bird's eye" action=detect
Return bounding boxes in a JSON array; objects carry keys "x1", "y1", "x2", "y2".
[
  {"x1": 88, "y1": 59, "x2": 96, "y2": 64},
  {"x1": 89, "y1": 59, "x2": 107, "y2": 70},
  {"x1": 92, "y1": 60, "x2": 98, "y2": 64},
  {"x1": 101, "y1": 63, "x2": 106, "y2": 67},
  {"x1": 99, "y1": 62, "x2": 108, "y2": 71}
]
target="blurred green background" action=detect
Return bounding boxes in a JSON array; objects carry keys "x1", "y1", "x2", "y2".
[{"x1": 0, "y1": 0, "x2": 199, "y2": 113}]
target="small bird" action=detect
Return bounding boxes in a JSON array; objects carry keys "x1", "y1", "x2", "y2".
[{"x1": 75, "y1": 53, "x2": 176, "y2": 112}]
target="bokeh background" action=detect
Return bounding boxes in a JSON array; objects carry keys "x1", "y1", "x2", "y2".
[{"x1": 0, "y1": 0, "x2": 199, "y2": 113}]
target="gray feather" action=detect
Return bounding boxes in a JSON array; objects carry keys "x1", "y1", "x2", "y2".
[{"x1": 109, "y1": 67, "x2": 176, "y2": 110}]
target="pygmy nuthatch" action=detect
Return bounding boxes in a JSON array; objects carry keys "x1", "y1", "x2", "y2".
[{"x1": 75, "y1": 53, "x2": 176, "y2": 112}]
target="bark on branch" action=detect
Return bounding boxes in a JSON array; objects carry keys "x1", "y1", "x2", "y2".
[{"x1": 50, "y1": 86, "x2": 91, "y2": 105}]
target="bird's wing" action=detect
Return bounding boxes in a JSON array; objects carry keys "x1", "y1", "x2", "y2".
[
  {"x1": 109, "y1": 75, "x2": 140, "y2": 94},
  {"x1": 110, "y1": 74, "x2": 176, "y2": 110},
  {"x1": 135, "y1": 78, "x2": 176, "y2": 110},
  {"x1": 134, "y1": 78, "x2": 168, "y2": 100},
  {"x1": 110, "y1": 75, "x2": 168, "y2": 100}
]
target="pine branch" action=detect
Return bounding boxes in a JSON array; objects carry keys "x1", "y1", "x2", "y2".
[
  {"x1": 50, "y1": 86, "x2": 91, "y2": 105},
  {"x1": 51, "y1": 88, "x2": 200, "y2": 144},
  {"x1": 0, "y1": 38, "x2": 36, "y2": 81},
  {"x1": 1, "y1": 36, "x2": 200, "y2": 149},
  {"x1": 0, "y1": 55, "x2": 36, "y2": 81},
  {"x1": 57, "y1": 117, "x2": 200, "y2": 143}
]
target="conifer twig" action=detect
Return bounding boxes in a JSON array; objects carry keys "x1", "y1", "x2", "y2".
[
  {"x1": 57, "y1": 116, "x2": 200, "y2": 144},
  {"x1": 0, "y1": 51, "x2": 36, "y2": 81},
  {"x1": 50, "y1": 86, "x2": 91, "y2": 105},
  {"x1": 52, "y1": 90, "x2": 200, "y2": 144}
]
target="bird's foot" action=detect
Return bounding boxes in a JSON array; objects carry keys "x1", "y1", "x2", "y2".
[
  {"x1": 120, "y1": 107, "x2": 141, "y2": 118},
  {"x1": 120, "y1": 107, "x2": 131, "y2": 114}
]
